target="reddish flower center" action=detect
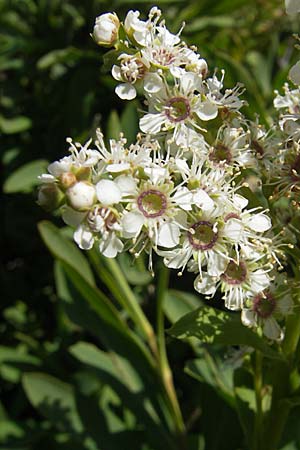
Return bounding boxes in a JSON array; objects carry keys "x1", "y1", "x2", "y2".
[
  {"x1": 137, "y1": 189, "x2": 167, "y2": 218},
  {"x1": 165, "y1": 97, "x2": 191, "y2": 123},
  {"x1": 188, "y1": 220, "x2": 218, "y2": 250},
  {"x1": 253, "y1": 291, "x2": 276, "y2": 319},
  {"x1": 221, "y1": 261, "x2": 247, "y2": 285},
  {"x1": 209, "y1": 143, "x2": 232, "y2": 165}
]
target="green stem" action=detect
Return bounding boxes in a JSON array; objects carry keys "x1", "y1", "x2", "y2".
[
  {"x1": 90, "y1": 249, "x2": 158, "y2": 355},
  {"x1": 253, "y1": 351, "x2": 263, "y2": 450},
  {"x1": 263, "y1": 361, "x2": 290, "y2": 450},
  {"x1": 156, "y1": 264, "x2": 186, "y2": 443}
]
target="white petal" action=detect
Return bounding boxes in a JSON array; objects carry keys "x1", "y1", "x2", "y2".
[
  {"x1": 285, "y1": 0, "x2": 300, "y2": 14},
  {"x1": 163, "y1": 247, "x2": 191, "y2": 269},
  {"x1": 157, "y1": 222, "x2": 180, "y2": 248},
  {"x1": 121, "y1": 210, "x2": 144, "y2": 238},
  {"x1": 106, "y1": 162, "x2": 131, "y2": 172},
  {"x1": 207, "y1": 251, "x2": 228, "y2": 277},
  {"x1": 196, "y1": 101, "x2": 218, "y2": 121},
  {"x1": 115, "y1": 175, "x2": 137, "y2": 195},
  {"x1": 139, "y1": 113, "x2": 165, "y2": 134},
  {"x1": 289, "y1": 60, "x2": 300, "y2": 85},
  {"x1": 99, "y1": 234, "x2": 123, "y2": 258},
  {"x1": 263, "y1": 318, "x2": 282, "y2": 340},
  {"x1": 115, "y1": 83, "x2": 136, "y2": 100},
  {"x1": 143, "y1": 73, "x2": 164, "y2": 93},
  {"x1": 74, "y1": 225, "x2": 94, "y2": 250},
  {"x1": 241, "y1": 309, "x2": 256, "y2": 327},
  {"x1": 249, "y1": 270, "x2": 270, "y2": 293},
  {"x1": 180, "y1": 72, "x2": 202, "y2": 94},
  {"x1": 96, "y1": 179, "x2": 121, "y2": 205},
  {"x1": 194, "y1": 273, "x2": 217, "y2": 296},
  {"x1": 48, "y1": 157, "x2": 73, "y2": 176},
  {"x1": 38, "y1": 174, "x2": 55, "y2": 183},
  {"x1": 193, "y1": 189, "x2": 214, "y2": 211},
  {"x1": 245, "y1": 213, "x2": 272, "y2": 232},
  {"x1": 62, "y1": 206, "x2": 86, "y2": 227},
  {"x1": 233, "y1": 194, "x2": 248, "y2": 210},
  {"x1": 173, "y1": 187, "x2": 193, "y2": 210},
  {"x1": 223, "y1": 218, "x2": 243, "y2": 241},
  {"x1": 144, "y1": 166, "x2": 167, "y2": 184},
  {"x1": 112, "y1": 65, "x2": 123, "y2": 81}
]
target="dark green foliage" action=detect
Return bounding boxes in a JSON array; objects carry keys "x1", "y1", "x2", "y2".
[{"x1": 2, "y1": 1, "x2": 300, "y2": 449}]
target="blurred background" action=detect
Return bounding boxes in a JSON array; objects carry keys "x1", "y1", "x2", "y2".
[{"x1": 2, "y1": 0, "x2": 300, "y2": 449}]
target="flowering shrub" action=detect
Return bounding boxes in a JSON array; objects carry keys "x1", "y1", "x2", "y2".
[{"x1": 39, "y1": 6, "x2": 297, "y2": 342}]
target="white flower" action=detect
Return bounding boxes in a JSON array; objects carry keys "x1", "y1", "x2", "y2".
[
  {"x1": 194, "y1": 257, "x2": 271, "y2": 311},
  {"x1": 93, "y1": 12, "x2": 120, "y2": 46},
  {"x1": 241, "y1": 282, "x2": 293, "y2": 340},
  {"x1": 119, "y1": 175, "x2": 187, "y2": 249},
  {"x1": 66, "y1": 182, "x2": 96, "y2": 211},
  {"x1": 95, "y1": 129, "x2": 153, "y2": 173},
  {"x1": 139, "y1": 72, "x2": 205, "y2": 146},
  {"x1": 207, "y1": 125, "x2": 255, "y2": 169},
  {"x1": 124, "y1": 10, "x2": 150, "y2": 46}
]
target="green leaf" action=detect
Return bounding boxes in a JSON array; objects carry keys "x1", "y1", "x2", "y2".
[
  {"x1": 118, "y1": 253, "x2": 152, "y2": 286},
  {"x1": 233, "y1": 368, "x2": 254, "y2": 449},
  {"x1": 185, "y1": 16, "x2": 236, "y2": 33},
  {"x1": 0, "y1": 346, "x2": 40, "y2": 383},
  {"x1": 70, "y1": 341, "x2": 143, "y2": 392},
  {"x1": 185, "y1": 350, "x2": 235, "y2": 408},
  {"x1": 120, "y1": 101, "x2": 139, "y2": 144},
  {"x1": 106, "y1": 110, "x2": 122, "y2": 140},
  {"x1": 164, "y1": 289, "x2": 202, "y2": 323},
  {"x1": 38, "y1": 221, "x2": 95, "y2": 285},
  {"x1": 0, "y1": 115, "x2": 32, "y2": 134},
  {"x1": 168, "y1": 305, "x2": 282, "y2": 359},
  {"x1": 22, "y1": 372, "x2": 83, "y2": 432},
  {"x1": 3, "y1": 159, "x2": 48, "y2": 193}
]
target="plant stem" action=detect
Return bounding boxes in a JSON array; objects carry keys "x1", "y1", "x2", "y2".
[
  {"x1": 91, "y1": 251, "x2": 158, "y2": 355},
  {"x1": 253, "y1": 351, "x2": 263, "y2": 450},
  {"x1": 263, "y1": 361, "x2": 290, "y2": 450},
  {"x1": 156, "y1": 264, "x2": 186, "y2": 444}
]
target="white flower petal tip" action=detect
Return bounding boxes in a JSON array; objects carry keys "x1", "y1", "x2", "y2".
[
  {"x1": 246, "y1": 214, "x2": 272, "y2": 232},
  {"x1": 121, "y1": 211, "x2": 144, "y2": 238},
  {"x1": 157, "y1": 223, "x2": 180, "y2": 248},
  {"x1": 143, "y1": 74, "x2": 164, "y2": 93},
  {"x1": 96, "y1": 179, "x2": 122, "y2": 205},
  {"x1": 196, "y1": 101, "x2": 218, "y2": 121},
  {"x1": 74, "y1": 225, "x2": 94, "y2": 250},
  {"x1": 115, "y1": 83, "x2": 137, "y2": 100}
]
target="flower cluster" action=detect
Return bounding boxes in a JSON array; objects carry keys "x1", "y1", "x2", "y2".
[{"x1": 38, "y1": 7, "x2": 297, "y2": 340}]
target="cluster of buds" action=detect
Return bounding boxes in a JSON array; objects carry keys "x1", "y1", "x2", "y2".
[{"x1": 39, "y1": 7, "x2": 298, "y2": 340}]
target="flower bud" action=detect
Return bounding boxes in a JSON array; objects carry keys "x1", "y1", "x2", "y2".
[
  {"x1": 66, "y1": 181, "x2": 96, "y2": 211},
  {"x1": 38, "y1": 184, "x2": 64, "y2": 211},
  {"x1": 59, "y1": 172, "x2": 77, "y2": 190},
  {"x1": 93, "y1": 13, "x2": 120, "y2": 47}
]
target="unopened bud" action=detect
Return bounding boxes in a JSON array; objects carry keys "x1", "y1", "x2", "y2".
[
  {"x1": 66, "y1": 181, "x2": 96, "y2": 211},
  {"x1": 38, "y1": 184, "x2": 64, "y2": 211},
  {"x1": 92, "y1": 13, "x2": 120, "y2": 47},
  {"x1": 59, "y1": 172, "x2": 77, "y2": 190}
]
